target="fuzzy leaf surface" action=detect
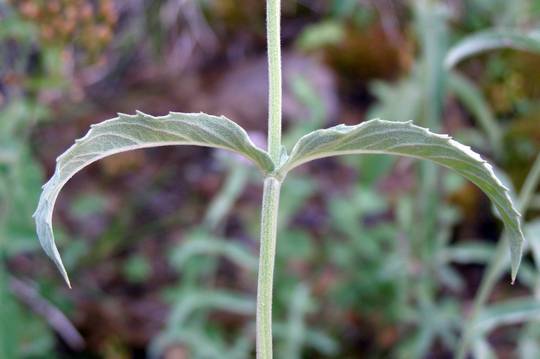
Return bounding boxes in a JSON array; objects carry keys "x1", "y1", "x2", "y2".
[
  {"x1": 280, "y1": 119, "x2": 524, "y2": 280},
  {"x1": 445, "y1": 28, "x2": 540, "y2": 68},
  {"x1": 34, "y1": 111, "x2": 273, "y2": 285}
]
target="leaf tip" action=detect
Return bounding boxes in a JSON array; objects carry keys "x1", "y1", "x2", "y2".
[
  {"x1": 510, "y1": 235, "x2": 524, "y2": 285},
  {"x1": 53, "y1": 252, "x2": 72, "y2": 288},
  {"x1": 65, "y1": 276, "x2": 72, "y2": 289}
]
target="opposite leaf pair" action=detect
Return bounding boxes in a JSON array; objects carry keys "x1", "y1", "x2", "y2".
[{"x1": 34, "y1": 111, "x2": 524, "y2": 287}]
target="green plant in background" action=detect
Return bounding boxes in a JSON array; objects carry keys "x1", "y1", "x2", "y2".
[
  {"x1": 0, "y1": 4, "x2": 85, "y2": 358},
  {"x1": 150, "y1": 73, "x2": 334, "y2": 358},
  {"x1": 150, "y1": 157, "x2": 257, "y2": 358},
  {"x1": 367, "y1": 1, "x2": 540, "y2": 356},
  {"x1": 33, "y1": 2, "x2": 526, "y2": 359},
  {"x1": 444, "y1": 23, "x2": 540, "y2": 359},
  {"x1": 151, "y1": 156, "x2": 335, "y2": 358}
]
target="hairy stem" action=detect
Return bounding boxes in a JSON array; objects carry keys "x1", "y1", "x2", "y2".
[
  {"x1": 257, "y1": 177, "x2": 281, "y2": 359},
  {"x1": 266, "y1": 0, "x2": 282, "y2": 163},
  {"x1": 456, "y1": 153, "x2": 540, "y2": 359},
  {"x1": 256, "y1": 1, "x2": 283, "y2": 357}
]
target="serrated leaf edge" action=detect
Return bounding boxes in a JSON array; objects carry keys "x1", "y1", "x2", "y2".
[
  {"x1": 278, "y1": 119, "x2": 524, "y2": 280},
  {"x1": 34, "y1": 111, "x2": 274, "y2": 286}
]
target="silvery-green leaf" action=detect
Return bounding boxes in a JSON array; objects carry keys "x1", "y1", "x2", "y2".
[
  {"x1": 279, "y1": 119, "x2": 523, "y2": 281},
  {"x1": 170, "y1": 231, "x2": 258, "y2": 271},
  {"x1": 445, "y1": 28, "x2": 540, "y2": 68},
  {"x1": 473, "y1": 298, "x2": 540, "y2": 335},
  {"x1": 34, "y1": 111, "x2": 273, "y2": 286},
  {"x1": 448, "y1": 72, "x2": 502, "y2": 154},
  {"x1": 525, "y1": 220, "x2": 540, "y2": 270},
  {"x1": 368, "y1": 75, "x2": 423, "y2": 124}
]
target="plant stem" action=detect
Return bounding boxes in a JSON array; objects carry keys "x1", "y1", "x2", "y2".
[
  {"x1": 456, "y1": 153, "x2": 540, "y2": 359},
  {"x1": 257, "y1": 177, "x2": 281, "y2": 359},
  {"x1": 266, "y1": 0, "x2": 282, "y2": 163},
  {"x1": 256, "y1": 1, "x2": 283, "y2": 357}
]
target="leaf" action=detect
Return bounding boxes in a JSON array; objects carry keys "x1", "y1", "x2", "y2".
[
  {"x1": 296, "y1": 20, "x2": 345, "y2": 51},
  {"x1": 368, "y1": 75, "x2": 423, "y2": 124},
  {"x1": 169, "y1": 290, "x2": 255, "y2": 325},
  {"x1": 447, "y1": 71, "x2": 502, "y2": 154},
  {"x1": 169, "y1": 230, "x2": 258, "y2": 271},
  {"x1": 34, "y1": 111, "x2": 273, "y2": 286},
  {"x1": 445, "y1": 28, "x2": 540, "y2": 68},
  {"x1": 524, "y1": 220, "x2": 540, "y2": 270},
  {"x1": 152, "y1": 290, "x2": 255, "y2": 358},
  {"x1": 279, "y1": 119, "x2": 524, "y2": 280},
  {"x1": 414, "y1": 1, "x2": 449, "y2": 126},
  {"x1": 473, "y1": 298, "x2": 540, "y2": 335},
  {"x1": 442, "y1": 242, "x2": 495, "y2": 264}
]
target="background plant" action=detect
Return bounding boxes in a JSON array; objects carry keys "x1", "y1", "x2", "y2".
[
  {"x1": 1, "y1": 0, "x2": 539, "y2": 358},
  {"x1": 31, "y1": 2, "x2": 525, "y2": 359}
]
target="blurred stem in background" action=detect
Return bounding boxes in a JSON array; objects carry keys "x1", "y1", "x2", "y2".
[
  {"x1": 457, "y1": 153, "x2": 540, "y2": 359},
  {"x1": 202, "y1": 162, "x2": 248, "y2": 231},
  {"x1": 447, "y1": 72, "x2": 503, "y2": 157},
  {"x1": 413, "y1": 1, "x2": 449, "y2": 347}
]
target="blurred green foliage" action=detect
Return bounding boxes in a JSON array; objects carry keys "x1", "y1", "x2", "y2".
[{"x1": 1, "y1": 0, "x2": 539, "y2": 358}]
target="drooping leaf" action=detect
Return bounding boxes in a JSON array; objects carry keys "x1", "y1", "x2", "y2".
[
  {"x1": 34, "y1": 111, "x2": 274, "y2": 286},
  {"x1": 445, "y1": 28, "x2": 540, "y2": 68},
  {"x1": 279, "y1": 119, "x2": 524, "y2": 280}
]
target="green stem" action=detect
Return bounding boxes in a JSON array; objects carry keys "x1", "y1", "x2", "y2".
[
  {"x1": 456, "y1": 153, "x2": 540, "y2": 359},
  {"x1": 266, "y1": 0, "x2": 282, "y2": 163},
  {"x1": 257, "y1": 177, "x2": 281, "y2": 359},
  {"x1": 257, "y1": 1, "x2": 283, "y2": 357}
]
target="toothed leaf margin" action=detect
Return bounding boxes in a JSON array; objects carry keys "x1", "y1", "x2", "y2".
[
  {"x1": 34, "y1": 111, "x2": 274, "y2": 285},
  {"x1": 279, "y1": 119, "x2": 524, "y2": 280}
]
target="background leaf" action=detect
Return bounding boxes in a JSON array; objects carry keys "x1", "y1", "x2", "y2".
[
  {"x1": 448, "y1": 71, "x2": 503, "y2": 154},
  {"x1": 473, "y1": 298, "x2": 540, "y2": 335},
  {"x1": 445, "y1": 28, "x2": 540, "y2": 68}
]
